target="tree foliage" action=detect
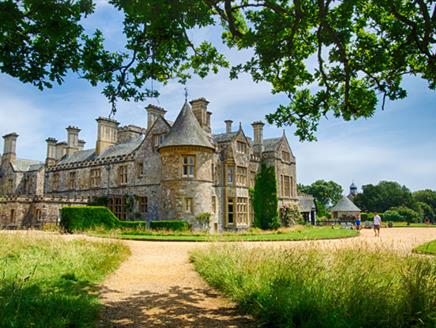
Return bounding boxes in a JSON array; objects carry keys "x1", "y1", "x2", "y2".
[
  {"x1": 298, "y1": 180, "x2": 343, "y2": 214},
  {"x1": 1, "y1": 0, "x2": 434, "y2": 138},
  {"x1": 353, "y1": 181, "x2": 415, "y2": 213},
  {"x1": 413, "y1": 189, "x2": 436, "y2": 214},
  {"x1": 252, "y1": 164, "x2": 280, "y2": 230}
]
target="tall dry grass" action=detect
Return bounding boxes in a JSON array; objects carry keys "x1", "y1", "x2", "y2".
[
  {"x1": 0, "y1": 232, "x2": 130, "y2": 327},
  {"x1": 191, "y1": 242, "x2": 436, "y2": 327}
]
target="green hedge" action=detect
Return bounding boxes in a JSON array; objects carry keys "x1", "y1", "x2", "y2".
[
  {"x1": 60, "y1": 206, "x2": 147, "y2": 232},
  {"x1": 150, "y1": 220, "x2": 190, "y2": 231}
]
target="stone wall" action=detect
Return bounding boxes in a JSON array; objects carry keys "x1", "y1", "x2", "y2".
[{"x1": 0, "y1": 195, "x2": 88, "y2": 228}]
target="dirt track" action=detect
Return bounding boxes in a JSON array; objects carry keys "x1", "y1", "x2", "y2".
[{"x1": 97, "y1": 228, "x2": 435, "y2": 327}]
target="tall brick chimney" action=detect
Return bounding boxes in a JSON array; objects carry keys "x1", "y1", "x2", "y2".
[
  {"x1": 146, "y1": 104, "x2": 167, "y2": 130},
  {"x1": 190, "y1": 98, "x2": 211, "y2": 133},
  {"x1": 2, "y1": 133, "x2": 18, "y2": 167},
  {"x1": 225, "y1": 120, "x2": 233, "y2": 134},
  {"x1": 66, "y1": 126, "x2": 81, "y2": 156},
  {"x1": 251, "y1": 121, "x2": 265, "y2": 153},
  {"x1": 95, "y1": 117, "x2": 119, "y2": 155},
  {"x1": 45, "y1": 137, "x2": 58, "y2": 166}
]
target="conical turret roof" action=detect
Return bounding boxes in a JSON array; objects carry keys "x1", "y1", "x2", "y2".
[
  {"x1": 159, "y1": 101, "x2": 214, "y2": 150},
  {"x1": 331, "y1": 196, "x2": 361, "y2": 212}
]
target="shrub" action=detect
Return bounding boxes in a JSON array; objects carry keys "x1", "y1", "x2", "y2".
[
  {"x1": 252, "y1": 164, "x2": 280, "y2": 230},
  {"x1": 360, "y1": 212, "x2": 368, "y2": 221},
  {"x1": 149, "y1": 220, "x2": 190, "y2": 231},
  {"x1": 280, "y1": 203, "x2": 303, "y2": 226},
  {"x1": 390, "y1": 206, "x2": 420, "y2": 223},
  {"x1": 383, "y1": 210, "x2": 404, "y2": 222},
  {"x1": 60, "y1": 206, "x2": 121, "y2": 232},
  {"x1": 195, "y1": 212, "x2": 212, "y2": 230},
  {"x1": 60, "y1": 206, "x2": 146, "y2": 232}
]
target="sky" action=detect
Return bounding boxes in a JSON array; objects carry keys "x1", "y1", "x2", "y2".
[{"x1": 0, "y1": 2, "x2": 435, "y2": 193}]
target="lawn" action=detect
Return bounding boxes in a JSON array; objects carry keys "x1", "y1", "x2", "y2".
[
  {"x1": 191, "y1": 245, "x2": 436, "y2": 328},
  {"x1": 91, "y1": 226, "x2": 359, "y2": 242},
  {"x1": 0, "y1": 233, "x2": 130, "y2": 328},
  {"x1": 414, "y1": 240, "x2": 436, "y2": 255},
  {"x1": 391, "y1": 222, "x2": 436, "y2": 228}
]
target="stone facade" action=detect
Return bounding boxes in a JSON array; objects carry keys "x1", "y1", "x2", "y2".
[{"x1": 0, "y1": 98, "x2": 302, "y2": 230}]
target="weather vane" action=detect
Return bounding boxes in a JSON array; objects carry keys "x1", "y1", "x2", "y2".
[{"x1": 184, "y1": 87, "x2": 188, "y2": 102}]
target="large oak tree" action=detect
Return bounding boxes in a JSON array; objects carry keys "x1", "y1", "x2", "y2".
[{"x1": 0, "y1": 0, "x2": 434, "y2": 140}]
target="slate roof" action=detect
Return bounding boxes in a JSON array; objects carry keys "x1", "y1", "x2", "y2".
[
  {"x1": 212, "y1": 132, "x2": 238, "y2": 143},
  {"x1": 263, "y1": 137, "x2": 282, "y2": 152},
  {"x1": 58, "y1": 137, "x2": 142, "y2": 165},
  {"x1": 331, "y1": 196, "x2": 361, "y2": 212},
  {"x1": 159, "y1": 102, "x2": 214, "y2": 150},
  {"x1": 12, "y1": 159, "x2": 44, "y2": 172},
  {"x1": 298, "y1": 195, "x2": 316, "y2": 212}
]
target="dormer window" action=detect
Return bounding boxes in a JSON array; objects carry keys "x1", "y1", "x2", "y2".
[
  {"x1": 183, "y1": 156, "x2": 195, "y2": 177},
  {"x1": 282, "y1": 151, "x2": 291, "y2": 162},
  {"x1": 237, "y1": 141, "x2": 247, "y2": 154}
]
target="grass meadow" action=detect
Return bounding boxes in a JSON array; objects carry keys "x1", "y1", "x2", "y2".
[
  {"x1": 191, "y1": 244, "x2": 436, "y2": 328},
  {"x1": 414, "y1": 239, "x2": 436, "y2": 255},
  {"x1": 0, "y1": 233, "x2": 130, "y2": 328},
  {"x1": 90, "y1": 225, "x2": 359, "y2": 242}
]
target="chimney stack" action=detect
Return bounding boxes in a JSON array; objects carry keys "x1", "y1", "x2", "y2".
[
  {"x1": 2, "y1": 133, "x2": 18, "y2": 166},
  {"x1": 146, "y1": 104, "x2": 167, "y2": 130},
  {"x1": 55, "y1": 142, "x2": 67, "y2": 160},
  {"x1": 225, "y1": 120, "x2": 233, "y2": 134},
  {"x1": 95, "y1": 117, "x2": 119, "y2": 155},
  {"x1": 45, "y1": 137, "x2": 58, "y2": 166},
  {"x1": 66, "y1": 126, "x2": 81, "y2": 156},
  {"x1": 78, "y1": 139, "x2": 86, "y2": 151},
  {"x1": 251, "y1": 121, "x2": 265, "y2": 153},
  {"x1": 190, "y1": 98, "x2": 211, "y2": 133}
]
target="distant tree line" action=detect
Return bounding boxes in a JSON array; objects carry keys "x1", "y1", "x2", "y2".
[{"x1": 299, "y1": 180, "x2": 436, "y2": 223}]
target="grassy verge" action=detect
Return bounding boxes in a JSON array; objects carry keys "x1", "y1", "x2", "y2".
[
  {"x1": 0, "y1": 233, "x2": 130, "y2": 327},
  {"x1": 89, "y1": 226, "x2": 358, "y2": 242},
  {"x1": 191, "y1": 245, "x2": 436, "y2": 328},
  {"x1": 391, "y1": 222, "x2": 436, "y2": 228},
  {"x1": 414, "y1": 240, "x2": 436, "y2": 255}
]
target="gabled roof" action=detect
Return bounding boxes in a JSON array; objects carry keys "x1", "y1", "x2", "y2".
[
  {"x1": 12, "y1": 159, "x2": 44, "y2": 172},
  {"x1": 263, "y1": 137, "x2": 282, "y2": 152},
  {"x1": 213, "y1": 132, "x2": 238, "y2": 143},
  {"x1": 298, "y1": 195, "x2": 316, "y2": 212},
  {"x1": 331, "y1": 196, "x2": 361, "y2": 212},
  {"x1": 159, "y1": 102, "x2": 214, "y2": 150}
]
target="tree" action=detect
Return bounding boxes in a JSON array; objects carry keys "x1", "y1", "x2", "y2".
[
  {"x1": 298, "y1": 180, "x2": 343, "y2": 215},
  {"x1": 353, "y1": 181, "x2": 414, "y2": 213},
  {"x1": 413, "y1": 190, "x2": 436, "y2": 215},
  {"x1": 416, "y1": 201, "x2": 435, "y2": 222},
  {"x1": 252, "y1": 164, "x2": 280, "y2": 230},
  {"x1": 1, "y1": 1, "x2": 434, "y2": 139}
]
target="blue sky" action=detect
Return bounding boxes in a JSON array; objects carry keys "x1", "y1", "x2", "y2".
[{"x1": 0, "y1": 2, "x2": 435, "y2": 192}]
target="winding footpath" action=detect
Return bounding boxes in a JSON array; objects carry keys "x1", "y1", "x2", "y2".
[{"x1": 97, "y1": 228, "x2": 436, "y2": 327}]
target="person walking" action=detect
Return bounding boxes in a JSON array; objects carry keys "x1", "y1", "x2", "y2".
[
  {"x1": 355, "y1": 217, "x2": 361, "y2": 230},
  {"x1": 373, "y1": 213, "x2": 382, "y2": 236}
]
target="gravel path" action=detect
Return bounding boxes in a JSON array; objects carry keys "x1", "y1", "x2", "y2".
[
  {"x1": 4, "y1": 228, "x2": 433, "y2": 327},
  {"x1": 98, "y1": 228, "x2": 435, "y2": 327}
]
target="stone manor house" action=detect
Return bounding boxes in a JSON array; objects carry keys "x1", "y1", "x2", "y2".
[{"x1": 0, "y1": 98, "x2": 316, "y2": 230}]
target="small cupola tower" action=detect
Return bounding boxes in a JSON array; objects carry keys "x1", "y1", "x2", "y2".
[{"x1": 349, "y1": 182, "x2": 358, "y2": 197}]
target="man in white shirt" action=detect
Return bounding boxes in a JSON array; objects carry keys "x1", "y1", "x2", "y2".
[{"x1": 373, "y1": 213, "x2": 382, "y2": 236}]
